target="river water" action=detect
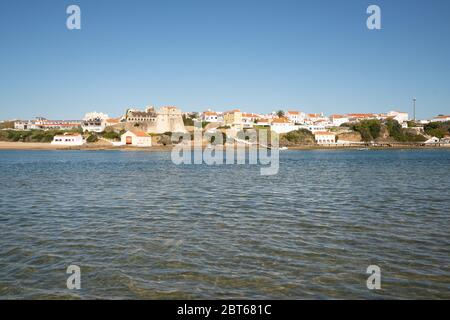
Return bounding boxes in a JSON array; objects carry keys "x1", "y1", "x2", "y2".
[{"x1": 0, "y1": 149, "x2": 449, "y2": 299}]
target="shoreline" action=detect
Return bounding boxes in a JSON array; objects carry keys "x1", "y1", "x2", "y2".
[{"x1": 1, "y1": 141, "x2": 449, "y2": 152}]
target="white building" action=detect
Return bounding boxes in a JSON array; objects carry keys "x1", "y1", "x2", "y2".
[
  {"x1": 270, "y1": 118, "x2": 298, "y2": 134},
  {"x1": 14, "y1": 120, "x2": 38, "y2": 130},
  {"x1": 81, "y1": 112, "x2": 109, "y2": 133},
  {"x1": 330, "y1": 115, "x2": 349, "y2": 127},
  {"x1": 314, "y1": 132, "x2": 336, "y2": 144},
  {"x1": 299, "y1": 124, "x2": 326, "y2": 133},
  {"x1": 121, "y1": 130, "x2": 152, "y2": 147},
  {"x1": 202, "y1": 111, "x2": 223, "y2": 123},
  {"x1": 285, "y1": 111, "x2": 306, "y2": 124},
  {"x1": 433, "y1": 115, "x2": 450, "y2": 122},
  {"x1": 305, "y1": 113, "x2": 327, "y2": 124},
  {"x1": 387, "y1": 110, "x2": 409, "y2": 123},
  {"x1": 51, "y1": 133, "x2": 85, "y2": 146},
  {"x1": 242, "y1": 113, "x2": 260, "y2": 128},
  {"x1": 256, "y1": 119, "x2": 270, "y2": 126}
]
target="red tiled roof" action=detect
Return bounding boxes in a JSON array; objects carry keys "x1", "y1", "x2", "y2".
[
  {"x1": 128, "y1": 130, "x2": 149, "y2": 137},
  {"x1": 347, "y1": 113, "x2": 376, "y2": 118},
  {"x1": 271, "y1": 118, "x2": 291, "y2": 124}
]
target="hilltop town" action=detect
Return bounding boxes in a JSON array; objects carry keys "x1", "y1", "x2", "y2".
[{"x1": 1, "y1": 105, "x2": 450, "y2": 149}]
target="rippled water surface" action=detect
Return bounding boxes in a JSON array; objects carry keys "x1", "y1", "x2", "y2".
[{"x1": 0, "y1": 149, "x2": 449, "y2": 299}]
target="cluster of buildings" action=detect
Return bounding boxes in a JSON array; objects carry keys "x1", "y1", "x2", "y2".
[
  {"x1": 199, "y1": 109, "x2": 412, "y2": 144},
  {"x1": 14, "y1": 117, "x2": 81, "y2": 131},
  {"x1": 9, "y1": 104, "x2": 450, "y2": 147},
  {"x1": 50, "y1": 129, "x2": 153, "y2": 147}
]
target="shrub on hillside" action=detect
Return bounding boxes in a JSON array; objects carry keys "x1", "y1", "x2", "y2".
[
  {"x1": 86, "y1": 134, "x2": 98, "y2": 143},
  {"x1": 424, "y1": 122, "x2": 449, "y2": 139},
  {"x1": 352, "y1": 120, "x2": 381, "y2": 142},
  {"x1": 281, "y1": 129, "x2": 315, "y2": 145},
  {"x1": 102, "y1": 131, "x2": 120, "y2": 141}
]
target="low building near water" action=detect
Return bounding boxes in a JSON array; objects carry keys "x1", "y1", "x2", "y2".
[
  {"x1": 314, "y1": 131, "x2": 336, "y2": 144},
  {"x1": 120, "y1": 130, "x2": 152, "y2": 147},
  {"x1": 424, "y1": 137, "x2": 440, "y2": 144},
  {"x1": 51, "y1": 133, "x2": 85, "y2": 146}
]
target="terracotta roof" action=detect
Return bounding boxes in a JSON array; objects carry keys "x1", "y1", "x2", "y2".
[
  {"x1": 271, "y1": 118, "x2": 291, "y2": 124},
  {"x1": 203, "y1": 112, "x2": 218, "y2": 116},
  {"x1": 128, "y1": 130, "x2": 149, "y2": 137},
  {"x1": 287, "y1": 111, "x2": 300, "y2": 115},
  {"x1": 347, "y1": 113, "x2": 376, "y2": 118},
  {"x1": 330, "y1": 114, "x2": 345, "y2": 118},
  {"x1": 434, "y1": 115, "x2": 450, "y2": 119}
]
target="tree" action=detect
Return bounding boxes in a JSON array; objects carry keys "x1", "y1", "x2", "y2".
[
  {"x1": 352, "y1": 119, "x2": 381, "y2": 142},
  {"x1": 276, "y1": 110, "x2": 285, "y2": 118},
  {"x1": 86, "y1": 134, "x2": 98, "y2": 143},
  {"x1": 182, "y1": 115, "x2": 194, "y2": 126}
]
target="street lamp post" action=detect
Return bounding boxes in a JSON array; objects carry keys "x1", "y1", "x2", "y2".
[{"x1": 413, "y1": 98, "x2": 416, "y2": 122}]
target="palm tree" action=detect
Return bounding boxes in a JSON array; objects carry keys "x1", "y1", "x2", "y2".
[{"x1": 276, "y1": 110, "x2": 285, "y2": 118}]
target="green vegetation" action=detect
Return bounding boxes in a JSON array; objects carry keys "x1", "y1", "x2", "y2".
[
  {"x1": 276, "y1": 110, "x2": 285, "y2": 118},
  {"x1": 0, "y1": 129, "x2": 78, "y2": 142},
  {"x1": 86, "y1": 134, "x2": 98, "y2": 143},
  {"x1": 281, "y1": 129, "x2": 315, "y2": 145},
  {"x1": 101, "y1": 131, "x2": 121, "y2": 141},
  {"x1": 423, "y1": 121, "x2": 450, "y2": 139},
  {"x1": 385, "y1": 119, "x2": 426, "y2": 142},
  {"x1": 182, "y1": 115, "x2": 194, "y2": 126},
  {"x1": 352, "y1": 119, "x2": 381, "y2": 142},
  {"x1": 0, "y1": 121, "x2": 14, "y2": 130},
  {"x1": 158, "y1": 134, "x2": 172, "y2": 146}
]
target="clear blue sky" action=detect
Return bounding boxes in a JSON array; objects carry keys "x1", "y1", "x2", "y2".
[{"x1": 0, "y1": 0, "x2": 449, "y2": 120}]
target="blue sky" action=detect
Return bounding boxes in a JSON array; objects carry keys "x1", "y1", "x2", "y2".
[{"x1": 0, "y1": 0, "x2": 449, "y2": 120}]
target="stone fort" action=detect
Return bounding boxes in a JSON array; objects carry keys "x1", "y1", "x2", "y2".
[{"x1": 115, "y1": 106, "x2": 186, "y2": 134}]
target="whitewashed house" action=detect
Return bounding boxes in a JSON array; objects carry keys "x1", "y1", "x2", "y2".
[
  {"x1": 81, "y1": 112, "x2": 109, "y2": 133},
  {"x1": 120, "y1": 130, "x2": 152, "y2": 147},
  {"x1": 241, "y1": 113, "x2": 260, "y2": 128},
  {"x1": 433, "y1": 115, "x2": 450, "y2": 122},
  {"x1": 330, "y1": 115, "x2": 349, "y2": 127},
  {"x1": 202, "y1": 111, "x2": 223, "y2": 123},
  {"x1": 14, "y1": 120, "x2": 38, "y2": 130},
  {"x1": 51, "y1": 133, "x2": 85, "y2": 146},
  {"x1": 387, "y1": 110, "x2": 409, "y2": 124},
  {"x1": 299, "y1": 124, "x2": 326, "y2": 133},
  {"x1": 314, "y1": 132, "x2": 336, "y2": 144},
  {"x1": 286, "y1": 111, "x2": 306, "y2": 124},
  {"x1": 270, "y1": 118, "x2": 298, "y2": 134}
]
